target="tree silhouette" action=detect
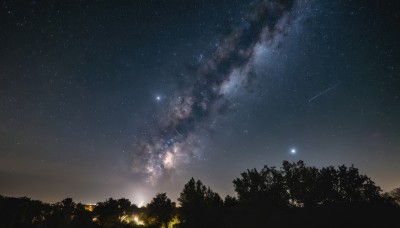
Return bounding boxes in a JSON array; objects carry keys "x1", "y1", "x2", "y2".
[
  {"x1": 279, "y1": 161, "x2": 383, "y2": 207},
  {"x1": 178, "y1": 178, "x2": 223, "y2": 227},
  {"x1": 146, "y1": 193, "x2": 175, "y2": 228},
  {"x1": 335, "y1": 164, "x2": 383, "y2": 205},
  {"x1": 47, "y1": 198, "x2": 76, "y2": 227},
  {"x1": 1, "y1": 160, "x2": 399, "y2": 227},
  {"x1": 73, "y1": 203, "x2": 97, "y2": 228},
  {"x1": 45, "y1": 197, "x2": 98, "y2": 228},
  {"x1": 389, "y1": 187, "x2": 400, "y2": 206},
  {"x1": 232, "y1": 160, "x2": 396, "y2": 226},
  {"x1": 282, "y1": 160, "x2": 321, "y2": 207},
  {"x1": 0, "y1": 196, "x2": 50, "y2": 228},
  {"x1": 93, "y1": 197, "x2": 134, "y2": 228},
  {"x1": 223, "y1": 195, "x2": 238, "y2": 208},
  {"x1": 233, "y1": 165, "x2": 289, "y2": 208}
]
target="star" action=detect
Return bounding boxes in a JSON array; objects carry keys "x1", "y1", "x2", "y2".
[
  {"x1": 290, "y1": 148, "x2": 296, "y2": 154},
  {"x1": 156, "y1": 96, "x2": 161, "y2": 101}
]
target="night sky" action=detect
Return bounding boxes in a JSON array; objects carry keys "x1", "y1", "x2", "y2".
[{"x1": 1, "y1": 0, "x2": 400, "y2": 205}]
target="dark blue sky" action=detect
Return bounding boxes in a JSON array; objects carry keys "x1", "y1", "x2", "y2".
[{"x1": 1, "y1": 0, "x2": 399, "y2": 204}]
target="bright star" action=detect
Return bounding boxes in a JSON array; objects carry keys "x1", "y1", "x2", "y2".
[
  {"x1": 156, "y1": 96, "x2": 161, "y2": 101},
  {"x1": 290, "y1": 148, "x2": 296, "y2": 154}
]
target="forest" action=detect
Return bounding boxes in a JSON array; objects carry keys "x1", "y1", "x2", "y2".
[{"x1": 1, "y1": 160, "x2": 399, "y2": 227}]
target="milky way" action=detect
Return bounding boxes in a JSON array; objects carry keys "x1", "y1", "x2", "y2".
[{"x1": 130, "y1": 0, "x2": 298, "y2": 184}]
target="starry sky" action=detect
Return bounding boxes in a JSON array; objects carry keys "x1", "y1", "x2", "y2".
[{"x1": 1, "y1": 0, "x2": 400, "y2": 205}]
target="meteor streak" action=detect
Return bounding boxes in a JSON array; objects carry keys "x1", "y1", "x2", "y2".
[{"x1": 308, "y1": 82, "x2": 342, "y2": 103}]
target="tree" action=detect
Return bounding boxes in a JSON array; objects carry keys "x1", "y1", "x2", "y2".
[
  {"x1": 93, "y1": 197, "x2": 133, "y2": 228},
  {"x1": 336, "y1": 165, "x2": 382, "y2": 204},
  {"x1": 178, "y1": 178, "x2": 223, "y2": 227},
  {"x1": 231, "y1": 160, "x2": 395, "y2": 226},
  {"x1": 282, "y1": 160, "x2": 323, "y2": 207},
  {"x1": 72, "y1": 203, "x2": 97, "y2": 228},
  {"x1": 317, "y1": 166, "x2": 340, "y2": 205},
  {"x1": 0, "y1": 196, "x2": 50, "y2": 228},
  {"x1": 282, "y1": 161, "x2": 384, "y2": 206},
  {"x1": 223, "y1": 195, "x2": 238, "y2": 208},
  {"x1": 234, "y1": 160, "x2": 387, "y2": 208},
  {"x1": 147, "y1": 193, "x2": 176, "y2": 228},
  {"x1": 45, "y1": 198, "x2": 77, "y2": 228},
  {"x1": 389, "y1": 188, "x2": 400, "y2": 206},
  {"x1": 233, "y1": 166, "x2": 289, "y2": 208}
]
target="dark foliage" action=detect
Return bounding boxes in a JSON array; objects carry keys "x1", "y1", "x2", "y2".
[
  {"x1": 177, "y1": 178, "x2": 223, "y2": 228},
  {"x1": 146, "y1": 193, "x2": 175, "y2": 227},
  {"x1": 92, "y1": 198, "x2": 137, "y2": 228},
  {"x1": 390, "y1": 187, "x2": 400, "y2": 206},
  {"x1": 0, "y1": 196, "x2": 98, "y2": 228},
  {"x1": 230, "y1": 160, "x2": 398, "y2": 227},
  {"x1": 1, "y1": 161, "x2": 398, "y2": 227}
]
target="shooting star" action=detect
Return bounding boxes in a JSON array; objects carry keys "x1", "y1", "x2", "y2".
[{"x1": 309, "y1": 82, "x2": 342, "y2": 102}]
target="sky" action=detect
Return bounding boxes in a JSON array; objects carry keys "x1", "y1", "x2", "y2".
[{"x1": 1, "y1": 0, "x2": 400, "y2": 205}]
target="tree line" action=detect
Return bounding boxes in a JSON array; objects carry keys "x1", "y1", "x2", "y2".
[{"x1": 1, "y1": 160, "x2": 399, "y2": 227}]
